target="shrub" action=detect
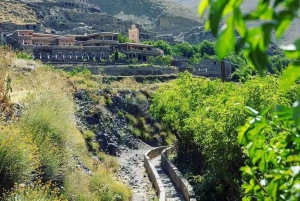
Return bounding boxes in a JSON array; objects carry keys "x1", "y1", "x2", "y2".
[
  {"x1": 0, "y1": 126, "x2": 40, "y2": 189},
  {"x1": 83, "y1": 130, "x2": 94, "y2": 144},
  {"x1": 19, "y1": 93, "x2": 74, "y2": 181},
  {"x1": 0, "y1": 46, "x2": 15, "y2": 99},
  {"x1": 97, "y1": 152, "x2": 119, "y2": 173},
  {"x1": 150, "y1": 72, "x2": 297, "y2": 200},
  {"x1": 2, "y1": 180, "x2": 66, "y2": 201},
  {"x1": 16, "y1": 52, "x2": 32, "y2": 60},
  {"x1": 90, "y1": 170, "x2": 132, "y2": 201}
]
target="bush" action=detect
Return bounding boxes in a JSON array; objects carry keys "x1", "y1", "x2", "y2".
[
  {"x1": 2, "y1": 180, "x2": 66, "y2": 201},
  {"x1": 19, "y1": 93, "x2": 74, "y2": 181},
  {"x1": 97, "y1": 152, "x2": 119, "y2": 173},
  {"x1": 150, "y1": 72, "x2": 297, "y2": 200},
  {"x1": 16, "y1": 52, "x2": 32, "y2": 60},
  {"x1": 0, "y1": 126, "x2": 40, "y2": 190},
  {"x1": 90, "y1": 170, "x2": 132, "y2": 201}
]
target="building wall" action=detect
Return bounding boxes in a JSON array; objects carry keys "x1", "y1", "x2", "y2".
[
  {"x1": 17, "y1": 24, "x2": 46, "y2": 33},
  {"x1": 172, "y1": 60, "x2": 189, "y2": 68},
  {"x1": 129, "y1": 24, "x2": 139, "y2": 43},
  {"x1": 34, "y1": 46, "x2": 111, "y2": 60}
]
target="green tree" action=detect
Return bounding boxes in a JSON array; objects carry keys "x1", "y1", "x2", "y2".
[
  {"x1": 200, "y1": 0, "x2": 300, "y2": 200},
  {"x1": 156, "y1": 55, "x2": 173, "y2": 66},
  {"x1": 114, "y1": 50, "x2": 119, "y2": 61},
  {"x1": 119, "y1": 33, "x2": 131, "y2": 43}
]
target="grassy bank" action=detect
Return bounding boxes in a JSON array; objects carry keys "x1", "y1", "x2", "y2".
[{"x1": 0, "y1": 47, "x2": 131, "y2": 200}]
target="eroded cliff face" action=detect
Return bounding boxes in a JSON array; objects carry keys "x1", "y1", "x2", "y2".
[{"x1": 89, "y1": 0, "x2": 201, "y2": 32}]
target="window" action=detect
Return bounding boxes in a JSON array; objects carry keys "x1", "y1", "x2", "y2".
[
  {"x1": 75, "y1": 52, "x2": 78, "y2": 56},
  {"x1": 92, "y1": 53, "x2": 95, "y2": 58},
  {"x1": 63, "y1": 44, "x2": 66, "y2": 46},
  {"x1": 83, "y1": 53, "x2": 86, "y2": 57},
  {"x1": 40, "y1": 43, "x2": 42, "y2": 46},
  {"x1": 33, "y1": 26, "x2": 36, "y2": 29},
  {"x1": 36, "y1": 43, "x2": 38, "y2": 45},
  {"x1": 69, "y1": 44, "x2": 72, "y2": 46},
  {"x1": 58, "y1": 52, "x2": 61, "y2": 56},
  {"x1": 21, "y1": 34, "x2": 24, "y2": 36},
  {"x1": 50, "y1": 17, "x2": 52, "y2": 20},
  {"x1": 70, "y1": 52, "x2": 73, "y2": 56},
  {"x1": 101, "y1": 53, "x2": 104, "y2": 57}
]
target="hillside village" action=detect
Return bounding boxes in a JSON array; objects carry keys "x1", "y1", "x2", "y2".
[
  {"x1": 0, "y1": 1, "x2": 299, "y2": 201},
  {"x1": 0, "y1": 0, "x2": 231, "y2": 79}
]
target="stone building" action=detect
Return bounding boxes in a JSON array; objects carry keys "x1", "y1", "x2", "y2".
[
  {"x1": 33, "y1": 45, "x2": 111, "y2": 61},
  {"x1": 16, "y1": 23, "x2": 46, "y2": 33},
  {"x1": 171, "y1": 57, "x2": 189, "y2": 68},
  {"x1": 73, "y1": 32, "x2": 119, "y2": 49},
  {"x1": 193, "y1": 59, "x2": 231, "y2": 78},
  {"x1": 6, "y1": 29, "x2": 162, "y2": 62},
  {"x1": 119, "y1": 42, "x2": 163, "y2": 61},
  {"x1": 62, "y1": 0, "x2": 100, "y2": 11},
  {"x1": 45, "y1": 14, "x2": 67, "y2": 27},
  {"x1": 128, "y1": 24, "x2": 139, "y2": 43},
  {"x1": 6, "y1": 30, "x2": 34, "y2": 49},
  {"x1": 62, "y1": 0, "x2": 90, "y2": 9}
]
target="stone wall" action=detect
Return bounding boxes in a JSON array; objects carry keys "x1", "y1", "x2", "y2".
[
  {"x1": 144, "y1": 146, "x2": 168, "y2": 201},
  {"x1": 55, "y1": 65, "x2": 178, "y2": 76},
  {"x1": 161, "y1": 147, "x2": 196, "y2": 201}
]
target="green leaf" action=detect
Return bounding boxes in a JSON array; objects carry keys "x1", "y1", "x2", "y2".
[
  {"x1": 234, "y1": 8, "x2": 246, "y2": 37},
  {"x1": 245, "y1": 106, "x2": 259, "y2": 116},
  {"x1": 280, "y1": 62, "x2": 300, "y2": 92},
  {"x1": 247, "y1": 47, "x2": 268, "y2": 74},
  {"x1": 216, "y1": 16, "x2": 236, "y2": 59},
  {"x1": 259, "y1": 106, "x2": 272, "y2": 116},
  {"x1": 209, "y1": 0, "x2": 230, "y2": 35},
  {"x1": 198, "y1": 0, "x2": 210, "y2": 15},
  {"x1": 275, "y1": 11, "x2": 293, "y2": 39},
  {"x1": 281, "y1": 38, "x2": 300, "y2": 59},
  {"x1": 252, "y1": 149, "x2": 264, "y2": 164},
  {"x1": 286, "y1": 155, "x2": 300, "y2": 162},
  {"x1": 293, "y1": 96, "x2": 300, "y2": 126},
  {"x1": 241, "y1": 166, "x2": 253, "y2": 176}
]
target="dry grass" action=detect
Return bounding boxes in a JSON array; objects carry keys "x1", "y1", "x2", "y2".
[
  {"x1": 0, "y1": 54, "x2": 132, "y2": 200},
  {"x1": 0, "y1": 0, "x2": 37, "y2": 24}
]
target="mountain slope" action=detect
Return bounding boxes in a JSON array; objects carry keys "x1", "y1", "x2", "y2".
[{"x1": 170, "y1": 0, "x2": 300, "y2": 44}]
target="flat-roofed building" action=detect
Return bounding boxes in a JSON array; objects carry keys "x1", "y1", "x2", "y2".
[
  {"x1": 33, "y1": 45, "x2": 111, "y2": 61},
  {"x1": 73, "y1": 32, "x2": 119, "y2": 49},
  {"x1": 6, "y1": 30, "x2": 34, "y2": 49},
  {"x1": 119, "y1": 42, "x2": 163, "y2": 61}
]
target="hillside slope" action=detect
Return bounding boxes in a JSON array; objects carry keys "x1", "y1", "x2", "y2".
[{"x1": 170, "y1": 0, "x2": 300, "y2": 44}]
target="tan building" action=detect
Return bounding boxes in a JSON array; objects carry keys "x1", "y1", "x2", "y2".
[{"x1": 128, "y1": 24, "x2": 139, "y2": 43}]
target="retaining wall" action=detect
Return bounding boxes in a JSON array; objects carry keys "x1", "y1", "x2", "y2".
[
  {"x1": 161, "y1": 147, "x2": 197, "y2": 201},
  {"x1": 144, "y1": 146, "x2": 168, "y2": 201},
  {"x1": 56, "y1": 65, "x2": 178, "y2": 76}
]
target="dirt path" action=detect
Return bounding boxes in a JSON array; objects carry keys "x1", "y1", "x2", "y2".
[
  {"x1": 151, "y1": 156, "x2": 185, "y2": 201},
  {"x1": 117, "y1": 140, "x2": 157, "y2": 201}
]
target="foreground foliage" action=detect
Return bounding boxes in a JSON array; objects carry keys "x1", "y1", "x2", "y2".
[
  {"x1": 198, "y1": 0, "x2": 300, "y2": 200},
  {"x1": 150, "y1": 72, "x2": 297, "y2": 200}
]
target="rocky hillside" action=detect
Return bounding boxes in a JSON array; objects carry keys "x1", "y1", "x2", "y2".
[
  {"x1": 0, "y1": 0, "x2": 38, "y2": 24},
  {"x1": 170, "y1": 0, "x2": 300, "y2": 44},
  {"x1": 89, "y1": 0, "x2": 201, "y2": 32}
]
